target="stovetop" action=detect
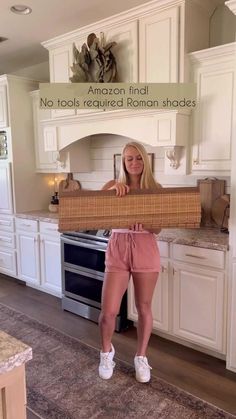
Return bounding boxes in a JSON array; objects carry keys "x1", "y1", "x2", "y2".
[{"x1": 61, "y1": 230, "x2": 111, "y2": 242}]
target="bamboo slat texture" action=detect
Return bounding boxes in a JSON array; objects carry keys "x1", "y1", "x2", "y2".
[{"x1": 58, "y1": 187, "x2": 201, "y2": 232}]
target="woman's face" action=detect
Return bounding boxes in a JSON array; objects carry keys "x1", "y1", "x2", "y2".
[{"x1": 123, "y1": 146, "x2": 144, "y2": 176}]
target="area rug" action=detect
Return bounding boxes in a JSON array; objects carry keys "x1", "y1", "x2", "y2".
[{"x1": 0, "y1": 303, "x2": 235, "y2": 419}]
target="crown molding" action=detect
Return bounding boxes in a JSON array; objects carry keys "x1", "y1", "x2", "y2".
[{"x1": 188, "y1": 41, "x2": 236, "y2": 64}]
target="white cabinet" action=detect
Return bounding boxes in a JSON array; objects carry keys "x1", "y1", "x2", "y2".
[
  {"x1": 30, "y1": 90, "x2": 57, "y2": 173},
  {"x1": 39, "y1": 221, "x2": 61, "y2": 295},
  {"x1": 128, "y1": 240, "x2": 226, "y2": 355},
  {"x1": 139, "y1": 6, "x2": 179, "y2": 82},
  {"x1": 0, "y1": 215, "x2": 16, "y2": 277},
  {"x1": 172, "y1": 262, "x2": 224, "y2": 352},
  {"x1": 0, "y1": 84, "x2": 8, "y2": 128},
  {"x1": 0, "y1": 162, "x2": 13, "y2": 214},
  {"x1": 172, "y1": 244, "x2": 225, "y2": 352},
  {"x1": 15, "y1": 218, "x2": 62, "y2": 296},
  {"x1": 16, "y1": 219, "x2": 40, "y2": 285},
  {"x1": 189, "y1": 43, "x2": 236, "y2": 173},
  {"x1": 49, "y1": 44, "x2": 76, "y2": 119},
  {"x1": 128, "y1": 241, "x2": 169, "y2": 332}
]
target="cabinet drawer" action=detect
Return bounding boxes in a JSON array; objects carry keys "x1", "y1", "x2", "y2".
[
  {"x1": 172, "y1": 244, "x2": 225, "y2": 269},
  {"x1": 0, "y1": 216, "x2": 14, "y2": 232},
  {"x1": 0, "y1": 249, "x2": 17, "y2": 276},
  {"x1": 0, "y1": 232, "x2": 15, "y2": 249},
  {"x1": 15, "y1": 218, "x2": 38, "y2": 232},
  {"x1": 158, "y1": 241, "x2": 169, "y2": 258},
  {"x1": 39, "y1": 221, "x2": 59, "y2": 235}
]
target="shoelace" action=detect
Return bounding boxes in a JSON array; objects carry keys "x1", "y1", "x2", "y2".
[
  {"x1": 100, "y1": 354, "x2": 115, "y2": 370},
  {"x1": 136, "y1": 357, "x2": 152, "y2": 371}
]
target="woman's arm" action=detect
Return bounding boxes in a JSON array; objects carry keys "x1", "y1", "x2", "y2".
[{"x1": 101, "y1": 180, "x2": 117, "y2": 190}]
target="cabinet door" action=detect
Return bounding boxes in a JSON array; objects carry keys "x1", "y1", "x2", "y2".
[
  {"x1": 49, "y1": 45, "x2": 75, "y2": 118},
  {"x1": 0, "y1": 163, "x2": 13, "y2": 214},
  {"x1": 0, "y1": 84, "x2": 8, "y2": 128},
  {"x1": 191, "y1": 52, "x2": 235, "y2": 172},
  {"x1": 0, "y1": 248, "x2": 17, "y2": 276},
  {"x1": 16, "y1": 231, "x2": 40, "y2": 285},
  {"x1": 40, "y1": 233, "x2": 62, "y2": 296},
  {"x1": 31, "y1": 92, "x2": 57, "y2": 172},
  {"x1": 128, "y1": 260, "x2": 169, "y2": 332},
  {"x1": 139, "y1": 6, "x2": 179, "y2": 82},
  {"x1": 172, "y1": 262, "x2": 225, "y2": 352},
  {"x1": 105, "y1": 20, "x2": 138, "y2": 82}
]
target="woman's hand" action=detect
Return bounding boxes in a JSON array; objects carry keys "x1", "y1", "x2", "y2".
[
  {"x1": 110, "y1": 182, "x2": 130, "y2": 197},
  {"x1": 129, "y1": 223, "x2": 144, "y2": 231}
]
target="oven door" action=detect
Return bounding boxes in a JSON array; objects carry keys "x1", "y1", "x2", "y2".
[
  {"x1": 63, "y1": 267, "x2": 103, "y2": 308},
  {"x1": 61, "y1": 236, "x2": 106, "y2": 277}
]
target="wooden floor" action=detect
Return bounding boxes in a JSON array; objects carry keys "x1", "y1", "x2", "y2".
[{"x1": 1, "y1": 275, "x2": 236, "y2": 418}]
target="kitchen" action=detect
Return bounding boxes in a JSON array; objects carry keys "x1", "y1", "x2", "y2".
[{"x1": 0, "y1": 0, "x2": 236, "y2": 418}]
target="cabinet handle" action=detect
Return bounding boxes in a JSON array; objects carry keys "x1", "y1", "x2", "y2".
[
  {"x1": 161, "y1": 266, "x2": 167, "y2": 273},
  {"x1": 193, "y1": 159, "x2": 199, "y2": 165},
  {"x1": 22, "y1": 223, "x2": 32, "y2": 227},
  {"x1": 34, "y1": 238, "x2": 38, "y2": 243},
  {"x1": 173, "y1": 268, "x2": 177, "y2": 275},
  {"x1": 185, "y1": 253, "x2": 206, "y2": 259}
]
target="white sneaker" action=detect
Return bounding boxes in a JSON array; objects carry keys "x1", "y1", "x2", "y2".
[
  {"x1": 99, "y1": 344, "x2": 116, "y2": 380},
  {"x1": 134, "y1": 355, "x2": 152, "y2": 383}
]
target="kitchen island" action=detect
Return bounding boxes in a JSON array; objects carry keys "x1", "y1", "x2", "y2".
[{"x1": 0, "y1": 331, "x2": 32, "y2": 419}]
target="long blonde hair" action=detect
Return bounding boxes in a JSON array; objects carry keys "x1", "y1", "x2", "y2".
[{"x1": 118, "y1": 141, "x2": 158, "y2": 189}]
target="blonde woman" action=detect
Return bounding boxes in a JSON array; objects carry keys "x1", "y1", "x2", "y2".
[{"x1": 98, "y1": 141, "x2": 162, "y2": 383}]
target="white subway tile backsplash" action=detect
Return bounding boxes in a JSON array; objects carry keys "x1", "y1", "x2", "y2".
[{"x1": 72, "y1": 134, "x2": 230, "y2": 191}]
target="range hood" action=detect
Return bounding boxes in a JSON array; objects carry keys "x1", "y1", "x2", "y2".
[{"x1": 55, "y1": 109, "x2": 190, "y2": 150}]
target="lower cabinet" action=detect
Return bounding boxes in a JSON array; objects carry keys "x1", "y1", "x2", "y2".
[
  {"x1": 0, "y1": 215, "x2": 17, "y2": 277},
  {"x1": 128, "y1": 241, "x2": 226, "y2": 355},
  {"x1": 39, "y1": 222, "x2": 61, "y2": 295},
  {"x1": 172, "y1": 262, "x2": 224, "y2": 352},
  {"x1": 16, "y1": 218, "x2": 61, "y2": 296}
]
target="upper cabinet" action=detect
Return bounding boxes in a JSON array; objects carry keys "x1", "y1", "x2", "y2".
[
  {"x1": 0, "y1": 84, "x2": 8, "y2": 128},
  {"x1": 189, "y1": 43, "x2": 236, "y2": 174},
  {"x1": 30, "y1": 90, "x2": 57, "y2": 173},
  {"x1": 42, "y1": 0, "x2": 217, "y2": 92},
  {"x1": 139, "y1": 6, "x2": 179, "y2": 82}
]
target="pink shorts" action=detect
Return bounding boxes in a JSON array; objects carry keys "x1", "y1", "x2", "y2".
[{"x1": 105, "y1": 232, "x2": 160, "y2": 273}]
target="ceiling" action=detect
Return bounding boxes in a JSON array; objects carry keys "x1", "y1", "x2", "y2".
[{"x1": 0, "y1": 0, "x2": 153, "y2": 74}]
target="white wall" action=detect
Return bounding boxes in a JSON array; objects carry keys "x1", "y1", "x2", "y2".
[
  {"x1": 210, "y1": 5, "x2": 236, "y2": 47},
  {"x1": 73, "y1": 134, "x2": 230, "y2": 191},
  {"x1": 10, "y1": 61, "x2": 49, "y2": 81}
]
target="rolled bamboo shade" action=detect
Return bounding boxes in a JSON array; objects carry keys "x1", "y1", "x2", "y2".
[{"x1": 58, "y1": 187, "x2": 201, "y2": 232}]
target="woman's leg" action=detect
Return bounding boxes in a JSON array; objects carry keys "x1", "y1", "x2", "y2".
[
  {"x1": 132, "y1": 272, "x2": 159, "y2": 356},
  {"x1": 99, "y1": 271, "x2": 130, "y2": 352}
]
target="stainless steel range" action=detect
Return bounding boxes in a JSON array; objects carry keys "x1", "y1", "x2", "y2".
[{"x1": 61, "y1": 230, "x2": 129, "y2": 332}]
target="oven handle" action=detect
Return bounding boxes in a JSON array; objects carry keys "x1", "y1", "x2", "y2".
[{"x1": 62, "y1": 237, "x2": 107, "y2": 252}]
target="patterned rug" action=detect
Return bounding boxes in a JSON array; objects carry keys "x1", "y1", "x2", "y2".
[{"x1": 0, "y1": 303, "x2": 235, "y2": 419}]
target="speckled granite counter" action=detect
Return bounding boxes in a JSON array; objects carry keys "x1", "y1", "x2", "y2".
[
  {"x1": 0, "y1": 331, "x2": 32, "y2": 375},
  {"x1": 157, "y1": 228, "x2": 229, "y2": 251},
  {"x1": 14, "y1": 211, "x2": 229, "y2": 251},
  {"x1": 15, "y1": 210, "x2": 59, "y2": 223}
]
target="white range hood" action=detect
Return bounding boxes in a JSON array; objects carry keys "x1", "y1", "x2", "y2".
[{"x1": 56, "y1": 108, "x2": 190, "y2": 150}]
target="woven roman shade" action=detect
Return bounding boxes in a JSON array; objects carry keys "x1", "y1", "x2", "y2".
[{"x1": 58, "y1": 187, "x2": 201, "y2": 232}]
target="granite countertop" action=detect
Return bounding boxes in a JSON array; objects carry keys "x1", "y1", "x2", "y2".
[
  {"x1": 0, "y1": 331, "x2": 32, "y2": 375},
  {"x1": 14, "y1": 211, "x2": 229, "y2": 251},
  {"x1": 157, "y1": 228, "x2": 229, "y2": 251},
  {"x1": 15, "y1": 210, "x2": 59, "y2": 224}
]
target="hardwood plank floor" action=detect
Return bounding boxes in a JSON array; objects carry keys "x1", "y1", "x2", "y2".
[{"x1": 0, "y1": 274, "x2": 236, "y2": 417}]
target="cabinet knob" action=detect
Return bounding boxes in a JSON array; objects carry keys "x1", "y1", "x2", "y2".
[
  {"x1": 193, "y1": 158, "x2": 199, "y2": 165},
  {"x1": 161, "y1": 266, "x2": 167, "y2": 273}
]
